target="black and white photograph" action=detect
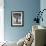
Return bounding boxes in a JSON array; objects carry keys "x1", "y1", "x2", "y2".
[{"x1": 11, "y1": 11, "x2": 24, "y2": 27}]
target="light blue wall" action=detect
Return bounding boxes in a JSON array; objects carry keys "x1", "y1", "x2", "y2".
[
  {"x1": 4, "y1": 0, "x2": 40, "y2": 42},
  {"x1": 40, "y1": 0, "x2": 46, "y2": 27}
]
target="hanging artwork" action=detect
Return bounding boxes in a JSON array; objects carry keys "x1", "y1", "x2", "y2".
[{"x1": 11, "y1": 11, "x2": 24, "y2": 27}]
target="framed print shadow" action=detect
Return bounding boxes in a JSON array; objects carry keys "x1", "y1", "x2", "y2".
[{"x1": 11, "y1": 11, "x2": 24, "y2": 27}]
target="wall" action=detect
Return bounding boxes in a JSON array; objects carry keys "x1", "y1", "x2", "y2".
[
  {"x1": 40, "y1": 0, "x2": 46, "y2": 27},
  {"x1": 4, "y1": 0, "x2": 40, "y2": 42}
]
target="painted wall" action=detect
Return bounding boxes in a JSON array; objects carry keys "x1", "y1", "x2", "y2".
[
  {"x1": 40, "y1": 0, "x2": 46, "y2": 27},
  {"x1": 4, "y1": 0, "x2": 40, "y2": 42}
]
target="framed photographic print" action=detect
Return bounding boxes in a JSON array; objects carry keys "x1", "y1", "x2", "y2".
[{"x1": 11, "y1": 11, "x2": 24, "y2": 27}]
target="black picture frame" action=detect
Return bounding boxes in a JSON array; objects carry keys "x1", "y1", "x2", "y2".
[{"x1": 11, "y1": 11, "x2": 24, "y2": 27}]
